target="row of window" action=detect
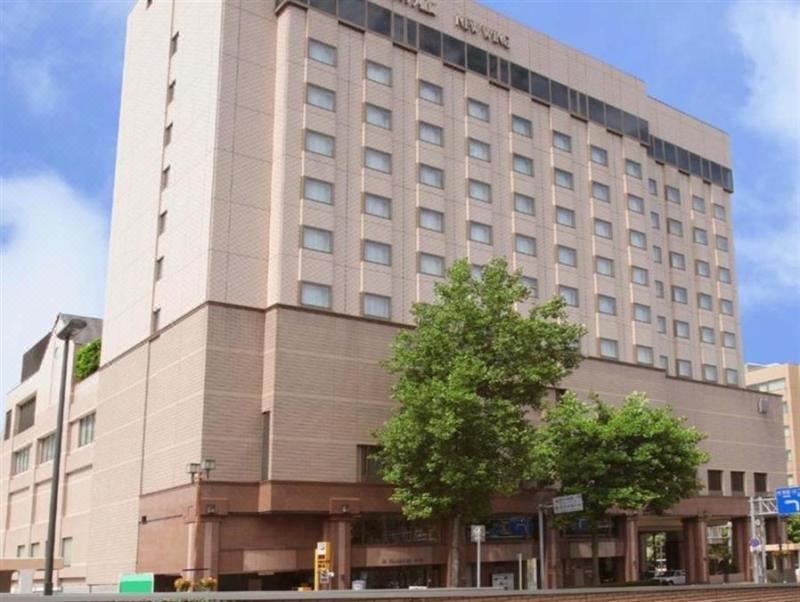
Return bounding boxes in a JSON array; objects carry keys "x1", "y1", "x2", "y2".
[
  {"x1": 15, "y1": 537, "x2": 73, "y2": 566},
  {"x1": 297, "y1": 4, "x2": 734, "y2": 192},
  {"x1": 707, "y1": 469, "x2": 767, "y2": 496},
  {"x1": 10, "y1": 413, "x2": 95, "y2": 476}
]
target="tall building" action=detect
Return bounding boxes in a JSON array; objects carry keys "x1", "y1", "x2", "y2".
[
  {"x1": 0, "y1": 0, "x2": 786, "y2": 593},
  {"x1": 747, "y1": 364, "x2": 800, "y2": 487}
]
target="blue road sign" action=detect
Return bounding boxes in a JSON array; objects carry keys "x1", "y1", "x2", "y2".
[{"x1": 775, "y1": 486, "x2": 800, "y2": 515}]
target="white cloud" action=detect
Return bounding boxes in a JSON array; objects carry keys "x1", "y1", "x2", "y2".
[
  {"x1": 0, "y1": 172, "x2": 109, "y2": 395},
  {"x1": 8, "y1": 57, "x2": 61, "y2": 115},
  {"x1": 727, "y1": 1, "x2": 800, "y2": 309}
]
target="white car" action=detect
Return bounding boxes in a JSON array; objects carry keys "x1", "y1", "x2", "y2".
[{"x1": 656, "y1": 569, "x2": 686, "y2": 585}]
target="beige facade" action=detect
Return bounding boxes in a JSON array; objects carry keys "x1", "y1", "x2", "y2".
[
  {"x1": 0, "y1": 0, "x2": 781, "y2": 593},
  {"x1": 747, "y1": 363, "x2": 800, "y2": 486}
]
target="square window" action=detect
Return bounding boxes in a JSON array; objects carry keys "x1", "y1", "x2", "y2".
[
  {"x1": 467, "y1": 98, "x2": 490, "y2": 121},
  {"x1": 559, "y1": 285, "x2": 579, "y2": 307},
  {"x1": 419, "y1": 80, "x2": 442, "y2": 104},
  {"x1": 631, "y1": 266, "x2": 649, "y2": 286},
  {"x1": 419, "y1": 208, "x2": 443, "y2": 232},
  {"x1": 716, "y1": 235, "x2": 729, "y2": 252},
  {"x1": 693, "y1": 227, "x2": 708, "y2": 245},
  {"x1": 674, "y1": 320, "x2": 690, "y2": 338},
  {"x1": 627, "y1": 194, "x2": 644, "y2": 214},
  {"x1": 657, "y1": 316, "x2": 667, "y2": 334},
  {"x1": 714, "y1": 203, "x2": 727, "y2": 220},
  {"x1": 419, "y1": 252, "x2": 444, "y2": 276},
  {"x1": 629, "y1": 229, "x2": 647, "y2": 249},
  {"x1": 650, "y1": 211, "x2": 660, "y2": 229},
  {"x1": 515, "y1": 234, "x2": 537, "y2": 256},
  {"x1": 419, "y1": 121, "x2": 443, "y2": 146},
  {"x1": 468, "y1": 138, "x2": 491, "y2": 161},
  {"x1": 667, "y1": 218, "x2": 683, "y2": 237},
  {"x1": 301, "y1": 281, "x2": 332, "y2": 308},
  {"x1": 363, "y1": 240, "x2": 391, "y2": 265},
  {"x1": 471, "y1": 264, "x2": 484, "y2": 280},
  {"x1": 598, "y1": 295, "x2": 617, "y2": 315},
  {"x1": 366, "y1": 60, "x2": 392, "y2": 86},
  {"x1": 556, "y1": 206, "x2": 576, "y2": 228},
  {"x1": 703, "y1": 364, "x2": 718, "y2": 382},
  {"x1": 591, "y1": 181, "x2": 609, "y2": 202},
  {"x1": 594, "y1": 218, "x2": 612, "y2": 239},
  {"x1": 636, "y1": 345, "x2": 654, "y2": 365},
  {"x1": 669, "y1": 252, "x2": 686, "y2": 270},
  {"x1": 648, "y1": 178, "x2": 658, "y2": 195},
  {"x1": 726, "y1": 368, "x2": 739, "y2": 386},
  {"x1": 590, "y1": 145, "x2": 607, "y2": 166},
  {"x1": 722, "y1": 331, "x2": 736, "y2": 348},
  {"x1": 514, "y1": 154, "x2": 534, "y2": 176},
  {"x1": 302, "y1": 226, "x2": 333, "y2": 253},
  {"x1": 659, "y1": 355, "x2": 669, "y2": 369},
  {"x1": 468, "y1": 221, "x2": 492, "y2": 245},
  {"x1": 365, "y1": 147, "x2": 391, "y2": 173},
  {"x1": 365, "y1": 103, "x2": 391, "y2": 129},
  {"x1": 676, "y1": 359, "x2": 692, "y2": 378},
  {"x1": 599, "y1": 338, "x2": 619, "y2": 359},
  {"x1": 672, "y1": 285, "x2": 688, "y2": 304},
  {"x1": 522, "y1": 276, "x2": 538, "y2": 298},
  {"x1": 309, "y1": 39, "x2": 337, "y2": 66},
  {"x1": 698, "y1": 293, "x2": 713, "y2": 310},
  {"x1": 625, "y1": 159, "x2": 642, "y2": 179},
  {"x1": 554, "y1": 168, "x2": 573, "y2": 189},
  {"x1": 419, "y1": 164, "x2": 443, "y2": 188},
  {"x1": 557, "y1": 245, "x2": 577, "y2": 267},
  {"x1": 696, "y1": 260, "x2": 710, "y2": 277},
  {"x1": 720, "y1": 299, "x2": 734, "y2": 315},
  {"x1": 468, "y1": 179, "x2": 491, "y2": 203},
  {"x1": 307, "y1": 84, "x2": 335, "y2": 111},
  {"x1": 652, "y1": 245, "x2": 662, "y2": 263},
  {"x1": 512, "y1": 115, "x2": 533, "y2": 137},
  {"x1": 514, "y1": 193, "x2": 535, "y2": 215},
  {"x1": 693, "y1": 195, "x2": 706, "y2": 212},
  {"x1": 665, "y1": 185, "x2": 681, "y2": 204},
  {"x1": 719, "y1": 267, "x2": 731, "y2": 283},
  {"x1": 700, "y1": 326, "x2": 715, "y2": 344},
  {"x1": 595, "y1": 256, "x2": 614, "y2": 277},
  {"x1": 364, "y1": 193, "x2": 391, "y2": 219},
  {"x1": 304, "y1": 177, "x2": 333, "y2": 205},
  {"x1": 305, "y1": 130, "x2": 335, "y2": 157},
  {"x1": 633, "y1": 303, "x2": 651, "y2": 323},
  {"x1": 553, "y1": 131, "x2": 572, "y2": 152}
]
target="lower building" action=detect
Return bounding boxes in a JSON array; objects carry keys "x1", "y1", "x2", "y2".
[{"x1": 0, "y1": 306, "x2": 786, "y2": 592}]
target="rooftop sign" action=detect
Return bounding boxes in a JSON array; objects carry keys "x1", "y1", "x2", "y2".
[
  {"x1": 455, "y1": 15, "x2": 510, "y2": 49},
  {"x1": 396, "y1": 0, "x2": 436, "y2": 17}
]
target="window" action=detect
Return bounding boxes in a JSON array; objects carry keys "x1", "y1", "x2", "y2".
[
  {"x1": 515, "y1": 234, "x2": 537, "y2": 256},
  {"x1": 633, "y1": 303, "x2": 651, "y2": 323},
  {"x1": 38, "y1": 433, "x2": 55, "y2": 463},
  {"x1": 418, "y1": 208, "x2": 443, "y2": 232},
  {"x1": 731, "y1": 471, "x2": 745, "y2": 495},
  {"x1": 163, "y1": 123, "x2": 173, "y2": 146},
  {"x1": 693, "y1": 227, "x2": 708, "y2": 245},
  {"x1": 625, "y1": 159, "x2": 642, "y2": 179},
  {"x1": 419, "y1": 80, "x2": 442, "y2": 104},
  {"x1": 713, "y1": 203, "x2": 727, "y2": 220},
  {"x1": 360, "y1": 293, "x2": 391, "y2": 321},
  {"x1": 61, "y1": 537, "x2": 73, "y2": 568},
  {"x1": 365, "y1": 147, "x2": 391, "y2": 173},
  {"x1": 358, "y1": 445, "x2": 383, "y2": 483},
  {"x1": 754, "y1": 472, "x2": 768, "y2": 494},
  {"x1": 554, "y1": 168, "x2": 572, "y2": 189},
  {"x1": 631, "y1": 266, "x2": 649, "y2": 286},
  {"x1": 726, "y1": 368, "x2": 739, "y2": 386},
  {"x1": 692, "y1": 195, "x2": 706, "y2": 212},
  {"x1": 363, "y1": 240, "x2": 391, "y2": 265},
  {"x1": 650, "y1": 211, "x2": 660, "y2": 229},
  {"x1": 597, "y1": 295, "x2": 617, "y2": 315},
  {"x1": 648, "y1": 178, "x2": 658, "y2": 195},
  {"x1": 468, "y1": 221, "x2": 492, "y2": 245},
  {"x1": 300, "y1": 282, "x2": 332, "y2": 308},
  {"x1": 522, "y1": 277, "x2": 538, "y2": 298},
  {"x1": 674, "y1": 320, "x2": 690, "y2": 339},
  {"x1": 305, "y1": 130, "x2": 334, "y2": 157},
  {"x1": 160, "y1": 166, "x2": 170, "y2": 190},
  {"x1": 599, "y1": 338, "x2": 619, "y2": 359},
  {"x1": 513, "y1": 154, "x2": 534, "y2": 176},
  {"x1": 594, "y1": 219, "x2": 612, "y2": 239},
  {"x1": 366, "y1": 60, "x2": 391, "y2": 86},
  {"x1": 16, "y1": 545, "x2": 25, "y2": 558},
  {"x1": 553, "y1": 131, "x2": 571, "y2": 152},
  {"x1": 700, "y1": 326, "x2": 715, "y2": 344},
  {"x1": 703, "y1": 364, "x2": 718, "y2": 383},
  {"x1": 467, "y1": 98, "x2": 489, "y2": 121},
  {"x1": 302, "y1": 226, "x2": 332, "y2": 253},
  {"x1": 306, "y1": 83, "x2": 335, "y2": 111},
  {"x1": 720, "y1": 299, "x2": 734, "y2": 315},
  {"x1": 419, "y1": 253, "x2": 444, "y2": 276},
  {"x1": 667, "y1": 218, "x2": 683, "y2": 237},
  {"x1": 695, "y1": 260, "x2": 710, "y2": 277},
  {"x1": 78, "y1": 413, "x2": 95, "y2": 447},
  {"x1": 30, "y1": 542, "x2": 40, "y2": 558},
  {"x1": 716, "y1": 235, "x2": 729, "y2": 252},
  {"x1": 676, "y1": 359, "x2": 692, "y2": 378},
  {"x1": 655, "y1": 280, "x2": 664, "y2": 298},
  {"x1": 627, "y1": 194, "x2": 644, "y2": 213},
  {"x1": 665, "y1": 185, "x2": 681, "y2": 204},
  {"x1": 16, "y1": 397, "x2": 35, "y2": 434},
  {"x1": 364, "y1": 193, "x2": 391, "y2": 219},
  {"x1": 4, "y1": 410, "x2": 10, "y2": 440},
  {"x1": 722, "y1": 331, "x2": 736, "y2": 348},
  {"x1": 698, "y1": 293, "x2": 713, "y2": 311},
  {"x1": 418, "y1": 121, "x2": 443, "y2": 145},
  {"x1": 657, "y1": 316, "x2": 667, "y2": 334},
  {"x1": 468, "y1": 138, "x2": 491, "y2": 161},
  {"x1": 590, "y1": 145, "x2": 607, "y2": 165},
  {"x1": 471, "y1": 264, "x2": 484, "y2": 280},
  {"x1": 636, "y1": 345, "x2": 654, "y2": 365},
  {"x1": 557, "y1": 245, "x2": 577, "y2": 267},
  {"x1": 591, "y1": 181, "x2": 609, "y2": 202},
  {"x1": 669, "y1": 252, "x2": 686, "y2": 270},
  {"x1": 595, "y1": 256, "x2": 614, "y2": 277},
  {"x1": 672, "y1": 286, "x2": 688, "y2": 304},
  {"x1": 12, "y1": 446, "x2": 30, "y2": 475},
  {"x1": 659, "y1": 355, "x2": 669, "y2": 369},
  {"x1": 303, "y1": 177, "x2": 333, "y2": 205},
  {"x1": 556, "y1": 206, "x2": 576, "y2": 228},
  {"x1": 707, "y1": 470, "x2": 723, "y2": 494},
  {"x1": 719, "y1": 267, "x2": 731, "y2": 283},
  {"x1": 512, "y1": 115, "x2": 532, "y2": 137},
  {"x1": 629, "y1": 229, "x2": 647, "y2": 249},
  {"x1": 653, "y1": 246, "x2": 662, "y2": 263},
  {"x1": 514, "y1": 193, "x2": 535, "y2": 215},
  {"x1": 419, "y1": 164, "x2": 443, "y2": 188},
  {"x1": 365, "y1": 103, "x2": 391, "y2": 129},
  {"x1": 559, "y1": 285, "x2": 579, "y2": 307},
  {"x1": 309, "y1": 39, "x2": 336, "y2": 66}
]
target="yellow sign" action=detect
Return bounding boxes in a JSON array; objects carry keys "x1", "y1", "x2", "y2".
[{"x1": 314, "y1": 541, "x2": 332, "y2": 591}]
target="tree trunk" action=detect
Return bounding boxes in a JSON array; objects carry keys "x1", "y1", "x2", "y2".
[
  {"x1": 448, "y1": 514, "x2": 461, "y2": 587},
  {"x1": 591, "y1": 521, "x2": 600, "y2": 586}
]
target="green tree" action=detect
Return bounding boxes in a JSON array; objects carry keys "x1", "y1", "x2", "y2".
[
  {"x1": 532, "y1": 392, "x2": 709, "y2": 585},
  {"x1": 376, "y1": 257, "x2": 586, "y2": 586},
  {"x1": 73, "y1": 338, "x2": 101, "y2": 381},
  {"x1": 788, "y1": 514, "x2": 800, "y2": 544}
]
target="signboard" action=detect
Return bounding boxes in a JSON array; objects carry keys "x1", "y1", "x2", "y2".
[
  {"x1": 486, "y1": 516, "x2": 534, "y2": 540},
  {"x1": 315, "y1": 541, "x2": 330, "y2": 560},
  {"x1": 776, "y1": 486, "x2": 800, "y2": 515},
  {"x1": 118, "y1": 573, "x2": 154, "y2": 593},
  {"x1": 553, "y1": 494, "x2": 584, "y2": 515},
  {"x1": 491, "y1": 573, "x2": 514, "y2": 590},
  {"x1": 749, "y1": 537, "x2": 761, "y2": 549},
  {"x1": 470, "y1": 524, "x2": 486, "y2": 543}
]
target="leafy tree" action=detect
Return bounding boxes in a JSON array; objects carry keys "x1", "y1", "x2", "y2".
[
  {"x1": 73, "y1": 338, "x2": 101, "y2": 381},
  {"x1": 532, "y1": 392, "x2": 709, "y2": 585},
  {"x1": 788, "y1": 514, "x2": 800, "y2": 544},
  {"x1": 376, "y1": 257, "x2": 586, "y2": 586}
]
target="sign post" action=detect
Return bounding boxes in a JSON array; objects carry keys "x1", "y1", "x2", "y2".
[
  {"x1": 314, "y1": 541, "x2": 331, "y2": 592},
  {"x1": 552, "y1": 494, "x2": 584, "y2": 515},
  {"x1": 470, "y1": 525, "x2": 485, "y2": 588}
]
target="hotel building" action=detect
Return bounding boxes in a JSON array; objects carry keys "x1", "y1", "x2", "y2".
[{"x1": 0, "y1": 0, "x2": 787, "y2": 592}]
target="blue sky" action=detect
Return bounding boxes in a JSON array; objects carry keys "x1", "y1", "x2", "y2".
[{"x1": 1, "y1": 0, "x2": 798, "y2": 395}]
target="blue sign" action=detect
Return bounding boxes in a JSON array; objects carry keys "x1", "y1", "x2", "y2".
[{"x1": 775, "y1": 486, "x2": 800, "y2": 515}]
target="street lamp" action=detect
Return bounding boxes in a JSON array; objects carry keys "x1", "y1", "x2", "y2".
[
  {"x1": 187, "y1": 458, "x2": 216, "y2": 483},
  {"x1": 44, "y1": 317, "x2": 87, "y2": 596}
]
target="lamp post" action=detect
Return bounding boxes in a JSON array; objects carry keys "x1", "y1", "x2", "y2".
[{"x1": 43, "y1": 318, "x2": 87, "y2": 596}]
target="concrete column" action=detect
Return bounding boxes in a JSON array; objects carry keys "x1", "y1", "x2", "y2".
[
  {"x1": 545, "y1": 519, "x2": 561, "y2": 589},
  {"x1": 323, "y1": 515, "x2": 352, "y2": 590},
  {"x1": 623, "y1": 515, "x2": 639, "y2": 582},
  {"x1": 731, "y1": 517, "x2": 751, "y2": 579},
  {"x1": 682, "y1": 517, "x2": 709, "y2": 584}
]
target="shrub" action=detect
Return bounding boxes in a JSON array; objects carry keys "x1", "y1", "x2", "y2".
[{"x1": 74, "y1": 338, "x2": 101, "y2": 381}]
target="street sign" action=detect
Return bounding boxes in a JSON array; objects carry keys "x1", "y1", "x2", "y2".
[
  {"x1": 749, "y1": 537, "x2": 761, "y2": 549},
  {"x1": 470, "y1": 524, "x2": 486, "y2": 542},
  {"x1": 552, "y1": 493, "x2": 584, "y2": 515},
  {"x1": 775, "y1": 486, "x2": 800, "y2": 515}
]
